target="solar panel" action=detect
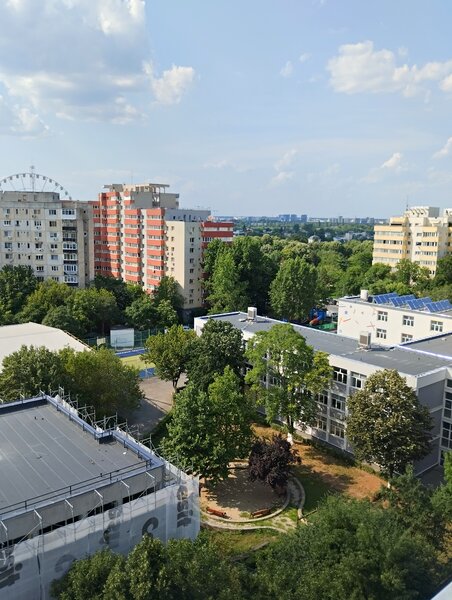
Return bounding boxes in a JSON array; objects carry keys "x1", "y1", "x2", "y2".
[
  {"x1": 406, "y1": 299, "x2": 418, "y2": 309},
  {"x1": 387, "y1": 292, "x2": 398, "y2": 298},
  {"x1": 425, "y1": 302, "x2": 436, "y2": 312},
  {"x1": 444, "y1": 300, "x2": 452, "y2": 310}
]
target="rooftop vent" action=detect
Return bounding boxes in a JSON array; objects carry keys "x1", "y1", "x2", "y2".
[
  {"x1": 247, "y1": 306, "x2": 257, "y2": 321},
  {"x1": 359, "y1": 331, "x2": 371, "y2": 349},
  {"x1": 360, "y1": 289, "x2": 369, "y2": 302}
]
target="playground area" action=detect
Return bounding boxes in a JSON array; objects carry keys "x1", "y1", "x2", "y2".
[{"x1": 118, "y1": 349, "x2": 154, "y2": 378}]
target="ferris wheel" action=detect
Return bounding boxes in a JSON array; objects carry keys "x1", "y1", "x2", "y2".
[{"x1": 0, "y1": 166, "x2": 72, "y2": 199}]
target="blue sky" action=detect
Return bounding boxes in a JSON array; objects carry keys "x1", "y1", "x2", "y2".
[{"x1": 1, "y1": 0, "x2": 452, "y2": 217}]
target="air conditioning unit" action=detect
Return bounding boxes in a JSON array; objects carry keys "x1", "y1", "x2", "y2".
[
  {"x1": 247, "y1": 306, "x2": 257, "y2": 321},
  {"x1": 359, "y1": 331, "x2": 371, "y2": 349}
]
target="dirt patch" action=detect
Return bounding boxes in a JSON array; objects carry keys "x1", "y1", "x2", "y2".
[
  {"x1": 253, "y1": 425, "x2": 384, "y2": 500},
  {"x1": 201, "y1": 467, "x2": 284, "y2": 520}
]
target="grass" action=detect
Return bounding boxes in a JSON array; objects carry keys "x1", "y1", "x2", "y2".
[
  {"x1": 120, "y1": 354, "x2": 152, "y2": 370},
  {"x1": 293, "y1": 466, "x2": 334, "y2": 512},
  {"x1": 203, "y1": 528, "x2": 280, "y2": 557}
]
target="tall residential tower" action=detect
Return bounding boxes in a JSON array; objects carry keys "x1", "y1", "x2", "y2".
[{"x1": 91, "y1": 183, "x2": 233, "y2": 312}]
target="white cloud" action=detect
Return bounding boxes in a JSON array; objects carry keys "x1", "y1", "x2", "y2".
[
  {"x1": 203, "y1": 159, "x2": 230, "y2": 169},
  {"x1": 149, "y1": 65, "x2": 195, "y2": 105},
  {"x1": 0, "y1": 95, "x2": 48, "y2": 136},
  {"x1": 274, "y1": 149, "x2": 298, "y2": 171},
  {"x1": 280, "y1": 61, "x2": 294, "y2": 78},
  {"x1": 433, "y1": 138, "x2": 452, "y2": 159},
  {"x1": 270, "y1": 171, "x2": 294, "y2": 186},
  {"x1": 299, "y1": 53, "x2": 311, "y2": 63},
  {"x1": 381, "y1": 152, "x2": 403, "y2": 170},
  {"x1": 0, "y1": 0, "x2": 195, "y2": 133},
  {"x1": 327, "y1": 40, "x2": 452, "y2": 97}
]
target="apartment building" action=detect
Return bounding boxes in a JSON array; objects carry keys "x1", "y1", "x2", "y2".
[
  {"x1": 373, "y1": 206, "x2": 452, "y2": 276},
  {"x1": 338, "y1": 290, "x2": 452, "y2": 346},
  {"x1": 194, "y1": 310, "x2": 452, "y2": 475},
  {"x1": 0, "y1": 189, "x2": 93, "y2": 287},
  {"x1": 91, "y1": 183, "x2": 233, "y2": 312}
]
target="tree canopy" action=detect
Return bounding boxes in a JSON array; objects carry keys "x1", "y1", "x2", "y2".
[
  {"x1": 346, "y1": 369, "x2": 432, "y2": 477},
  {"x1": 145, "y1": 325, "x2": 196, "y2": 389},
  {"x1": 162, "y1": 367, "x2": 254, "y2": 481},
  {"x1": 269, "y1": 257, "x2": 317, "y2": 321},
  {"x1": 0, "y1": 346, "x2": 142, "y2": 417},
  {"x1": 187, "y1": 320, "x2": 244, "y2": 391},
  {"x1": 248, "y1": 434, "x2": 300, "y2": 491},
  {"x1": 245, "y1": 323, "x2": 331, "y2": 433},
  {"x1": 0, "y1": 265, "x2": 38, "y2": 324}
]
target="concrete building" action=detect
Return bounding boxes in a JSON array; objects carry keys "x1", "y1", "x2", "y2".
[
  {"x1": 0, "y1": 322, "x2": 89, "y2": 373},
  {"x1": 373, "y1": 206, "x2": 452, "y2": 276},
  {"x1": 194, "y1": 310, "x2": 452, "y2": 474},
  {"x1": 337, "y1": 291, "x2": 452, "y2": 346},
  {"x1": 0, "y1": 172, "x2": 93, "y2": 287},
  {"x1": 0, "y1": 392, "x2": 199, "y2": 599},
  {"x1": 91, "y1": 183, "x2": 233, "y2": 313}
]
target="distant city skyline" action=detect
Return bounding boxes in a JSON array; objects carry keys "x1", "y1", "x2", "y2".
[{"x1": 1, "y1": 1, "x2": 452, "y2": 217}]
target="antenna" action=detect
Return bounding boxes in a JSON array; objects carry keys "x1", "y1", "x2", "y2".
[{"x1": 30, "y1": 165, "x2": 36, "y2": 193}]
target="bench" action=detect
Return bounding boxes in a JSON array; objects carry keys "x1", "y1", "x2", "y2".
[
  {"x1": 206, "y1": 506, "x2": 228, "y2": 519},
  {"x1": 251, "y1": 508, "x2": 272, "y2": 518}
]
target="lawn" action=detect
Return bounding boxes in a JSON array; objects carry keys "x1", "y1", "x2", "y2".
[
  {"x1": 120, "y1": 354, "x2": 152, "y2": 370},
  {"x1": 203, "y1": 528, "x2": 280, "y2": 557}
]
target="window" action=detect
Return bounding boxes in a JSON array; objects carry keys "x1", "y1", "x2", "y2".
[
  {"x1": 330, "y1": 420, "x2": 345, "y2": 439},
  {"x1": 316, "y1": 392, "x2": 328, "y2": 405},
  {"x1": 351, "y1": 372, "x2": 366, "y2": 389},
  {"x1": 431, "y1": 320, "x2": 443, "y2": 333},
  {"x1": 331, "y1": 393, "x2": 345, "y2": 411},
  {"x1": 377, "y1": 311, "x2": 388, "y2": 322},
  {"x1": 50, "y1": 243, "x2": 58, "y2": 250},
  {"x1": 34, "y1": 220, "x2": 42, "y2": 227},
  {"x1": 51, "y1": 266, "x2": 59, "y2": 272},
  {"x1": 376, "y1": 328, "x2": 387, "y2": 340},
  {"x1": 401, "y1": 333, "x2": 413, "y2": 343},
  {"x1": 35, "y1": 255, "x2": 43, "y2": 261},
  {"x1": 402, "y1": 315, "x2": 414, "y2": 327},
  {"x1": 444, "y1": 398, "x2": 452, "y2": 420},
  {"x1": 3, "y1": 220, "x2": 11, "y2": 226},
  {"x1": 48, "y1": 209, "x2": 57, "y2": 215},
  {"x1": 333, "y1": 367, "x2": 347, "y2": 384},
  {"x1": 189, "y1": 268, "x2": 194, "y2": 273},
  {"x1": 442, "y1": 421, "x2": 452, "y2": 449},
  {"x1": 49, "y1": 221, "x2": 57, "y2": 227},
  {"x1": 447, "y1": 379, "x2": 452, "y2": 389},
  {"x1": 316, "y1": 416, "x2": 328, "y2": 431},
  {"x1": 36, "y1": 266, "x2": 44, "y2": 272}
]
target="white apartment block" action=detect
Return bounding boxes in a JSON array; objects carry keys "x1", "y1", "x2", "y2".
[
  {"x1": 195, "y1": 310, "x2": 452, "y2": 475},
  {"x1": 0, "y1": 189, "x2": 93, "y2": 287},
  {"x1": 338, "y1": 291, "x2": 452, "y2": 346},
  {"x1": 373, "y1": 206, "x2": 452, "y2": 276}
]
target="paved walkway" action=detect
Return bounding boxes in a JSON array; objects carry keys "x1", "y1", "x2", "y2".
[{"x1": 126, "y1": 377, "x2": 177, "y2": 433}]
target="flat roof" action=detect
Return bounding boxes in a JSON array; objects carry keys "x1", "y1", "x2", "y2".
[
  {"x1": 0, "y1": 401, "x2": 146, "y2": 510},
  {"x1": 0, "y1": 322, "x2": 88, "y2": 369},
  {"x1": 198, "y1": 313, "x2": 452, "y2": 376},
  {"x1": 402, "y1": 333, "x2": 452, "y2": 360}
]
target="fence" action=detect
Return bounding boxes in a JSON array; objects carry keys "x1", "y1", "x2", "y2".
[{"x1": 84, "y1": 329, "x2": 156, "y2": 350}]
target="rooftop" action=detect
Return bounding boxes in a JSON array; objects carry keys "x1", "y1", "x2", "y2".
[
  {"x1": 341, "y1": 292, "x2": 452, "y2": 317},
  {"x1": 0, "y1": 396, "x2": 162, "y2": 515},
  {"x1": 0, "y1": 322, "x2": 88, "y2": 369},
  {"x1": 197, "y1": 312, "x2": 452, "y2": 376}
]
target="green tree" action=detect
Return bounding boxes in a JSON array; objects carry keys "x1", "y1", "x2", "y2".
[
  {"x1": 125, "y1": 295, "x2": 157, "y2": 330},
  {"x1": 155, "y1": 298, "x2": 179, "y2": 330},
  {"x1": 187, "y1": 320, "x2": 244, "y2": 391},
  {"x1": 19, "y1": 280, "x2": 74, "y2": 323},
  {"x1": 269, "y1": 257, "x2": 317, "y2": 321},
  {"x1": 42, "y1": 305, "x2": 85, "y2": 338},
  {"x1": 163, "y1": 367, "x2": 254, "y2": 481},
  {"x1": 62, "y1": 348, "x2": 143, "y2": 417},
  {"x1": 92, "y1": 275, "x2": 144, "y2": 311},
  {"x1": 0, "y1": 265, "x2": 38, "y2": 324},
  {"x1": 394, "y1": 259, "x2": 430, "y2": 290},
  {"x1": 256, "y1": 495, "x2": 439, "y2": 600},
  {"x1": 434, "y1": 254, "x2": 452, "y2": 286},
  {"x1": 68, "y1": 288, "x2": 119, "y2": 335},
  {"x1": 145, "y1": 325, "x2": 196, "y2": 389},
  {"x1": 202, "y1": 238, "x2": 229, "y2": 297},
  {"x1": 52, "y1": 533, "x2": 245, "y2": 600},
  {"x1": 153, "y1": 276, "x2": 183, "y2": 312},
  {"x1": 0, "y1": 345, "x2": 67, "y2": 402},
  {"x1": 347, "y1": 370, "x2": 432, "y2": 477},
  {"x1": 245, "y1": 323, "x2": 331, "y2": 433},
  {"x1": 432, "y1": 451, "x2": 452, "y2": 522},
  {"x1": 207, "y1": 251, "x2": 248, "y2": 314},
  {"x1": 378, "y1": 467, "x2": 447, "y2": 550}
]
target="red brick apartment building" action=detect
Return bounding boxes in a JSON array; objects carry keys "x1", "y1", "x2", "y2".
[{"x1": 90, "y1": 183, "x2": 233, "y2": 312}]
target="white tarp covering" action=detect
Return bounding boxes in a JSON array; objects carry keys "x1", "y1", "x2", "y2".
[{"x1": 0, "y1": 476, "x2": 199, "y2": 600}]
